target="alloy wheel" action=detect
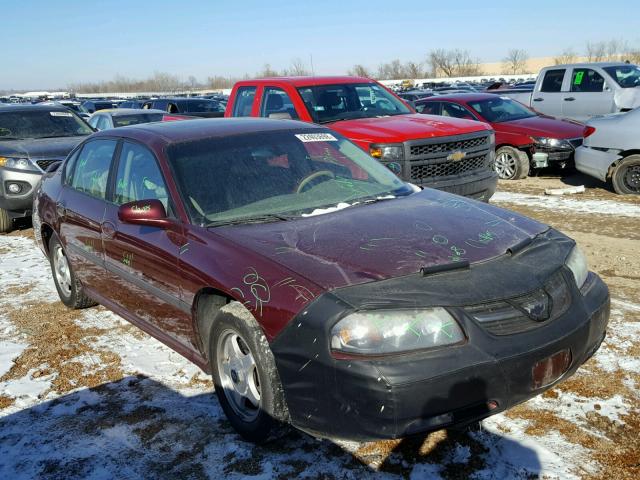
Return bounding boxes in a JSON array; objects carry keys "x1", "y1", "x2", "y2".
[
  {"x1": 494, "y1": 152, "x2": 518, "y2": 179},
  {"x1": 53, "y1": 245, "x2": 72, "y2": 298},
  {"x1": 217, "y1": 329, "x2": 261, "y2": 422}
]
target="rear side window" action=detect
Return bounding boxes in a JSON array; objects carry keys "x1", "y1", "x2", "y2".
[
  {"x1": 260, "y1": 87, "x2": 299, "y2": 119},
  {"x1": 232, "y1": 86, "x2": 256, "y2": 117},
  {"x1": 540, "y1": 69, "x2": 566, "y2": 92},
  {"x1": 571, "y1": 68, "x2": 605, "y2": 92},
  {"x1": 70, "y1": 139, "x2": 117, "y2": 199}
]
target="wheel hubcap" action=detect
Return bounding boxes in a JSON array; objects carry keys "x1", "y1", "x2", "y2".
[
  {"x1": 495, "y1": 152, "x2": 517, "y2": 179},
  {"x1": 53, "y1": 245, "x2": 72, "y2": 297},
  {"x1": 623, "y1": 165, "x2": 640, "y2": 193},
  {"x1": 217, "y1": 330, "x2": 261, "y2": 422}
]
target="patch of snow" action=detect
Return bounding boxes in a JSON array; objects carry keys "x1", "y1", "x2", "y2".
[
  {"x1": 0, "y1": 340, "x2": 27, "y2": 377},
  {"x1": 492, "y1": 191, "x2": 640, "y2": 217},
  {"x1": 302, "y1": 202, "x2": 354, "y2": 217}
]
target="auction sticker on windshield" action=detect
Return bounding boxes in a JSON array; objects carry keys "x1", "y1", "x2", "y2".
[
  {"x1": 49, "y1": 111, "x2": 73, "y2": 117},
  {"x1": 295, "y1": 133, "x2": 338, "y2": 142}
]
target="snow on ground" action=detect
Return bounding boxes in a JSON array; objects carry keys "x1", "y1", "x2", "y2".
[
  {"x1": 492, "y1": 191, "x2": 640, "y2": 217},
  {"x1": 0, "y1": 231, "x2": 638, "y2": 479}
]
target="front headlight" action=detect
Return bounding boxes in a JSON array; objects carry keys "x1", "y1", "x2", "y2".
[
  {"x1": 330, "y1": 308, "x2": 465, "y2": 355},
  {"x1": 531, "y1": 137, "x2": 571, "y2": 149},
  {"x1": 566, "y1": 246, "x2": 589, "y2": 289},
  {"x1": 0, "y1": 156, "x2": 39, "y2": 171},
  {"x1": 369, "y1": 144, "x2": 404, "y2": 161}
]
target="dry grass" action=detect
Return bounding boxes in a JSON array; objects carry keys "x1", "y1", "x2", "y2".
[
  {"x1": 0, "y1": 394, "x2": 15, "y2": 409},
  {"x1": 0, "y1": 301, "x2": 124, "y2": 395}
]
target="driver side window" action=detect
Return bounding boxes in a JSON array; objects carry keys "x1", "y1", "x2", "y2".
[{"x1": 114, "y1": 141, "x2": 171, "y2": 213}]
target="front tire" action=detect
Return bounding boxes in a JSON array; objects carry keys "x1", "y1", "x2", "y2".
[
  {"x1": 0, "y1": 208, "x2": 12, "y2": 233},
  {"x1": 210, "y1": 302, "x2": 289, "y2": 443},
  {"x1": 49, "y1": 236, "x2": 96, "y2": 309},
  {"x1": 611, "y1": 155, "x2": 640, "y2": 195},
  {"x1": 494, "y1": 146, "x2": 529, "y2": 180}
]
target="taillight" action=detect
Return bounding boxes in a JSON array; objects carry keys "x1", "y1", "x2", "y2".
[{"x1": 583, "y1": 126, "x2": 596, "y2": 138}]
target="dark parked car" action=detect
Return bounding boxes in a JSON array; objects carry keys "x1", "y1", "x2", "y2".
[
  {"x1": 86, "y1": 108, "x2": 190, "y2": 130},
  {"x1": 143, "y1": 98, "x2": 225, "y2": 118},
  {"x1": 80, "y1": 100, "x2": 115, "y2": 114},
  {"x1": 0, "y1": 104, "x2": 93, "y2": 232},
  {"x1": 397, "y1": 90, "x2": 437, "y2": 102},
  {"x1": 118, "y1": 99, "x2": 148, "y2": 109},
  {"x1": 34, "y1": 118, "x2": 609, "y2": 443}
]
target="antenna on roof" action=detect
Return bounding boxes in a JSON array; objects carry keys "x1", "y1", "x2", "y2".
[{"x1": 310, "y1": 54, "x2": 315, "y2": 76}]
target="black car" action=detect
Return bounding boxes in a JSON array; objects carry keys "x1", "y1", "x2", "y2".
[
  {"x1": 118, "y1": 99, "x2": 148, "y2": 109},
  {"x1": 142, "y1": 98, "x2": 225, "y2": 118},
  {"x1": 0, "y1": 105, "x2": 93, "y2": 232},
  {"x1": 80, "y1": 100, "x2": 115, "y2": 114},
  {"x1": 398, "y1": 90, "x2": 437, "y2": 102}
]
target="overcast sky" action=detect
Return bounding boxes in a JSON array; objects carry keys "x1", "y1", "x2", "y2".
[{"x1": 1, "y1": 0, "x2": 639, "y2": 90}]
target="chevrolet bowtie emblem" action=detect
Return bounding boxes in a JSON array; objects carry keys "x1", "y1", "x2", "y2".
[{"x1": 447, "y1": 151, "x2": 466, "y2": 162}]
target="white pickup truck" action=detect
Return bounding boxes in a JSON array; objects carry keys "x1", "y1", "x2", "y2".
[{"x1": 495, "y1": 62, "x2": 640, "y2": 122}]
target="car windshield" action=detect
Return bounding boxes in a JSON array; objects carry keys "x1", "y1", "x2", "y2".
[
  {"x1": 113, "y1": 113, "x2": 164, "y2": 127},
  {"x1": 167, "y1": 130, "x2": 412, "y2": 226},
  {"x1": 467, "y1": 97, "x2": 537, "y2": 123},
  {"x1": 184, "y1": 100, "x2": 224, "y2": 113},
  {"x1": 0, "y1": 110, "x2": 93, "y2": 139},
  {"x1": 297, "y1": 83, "x2": 411, "y2": 124},
  {"x1": 603, "y1": 65, "x2": 640, "y2": 88}
]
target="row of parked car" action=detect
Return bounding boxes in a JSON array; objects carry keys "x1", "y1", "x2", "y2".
[{"x1": 2, "y1": 62, "x2": 639, "y2": 233}]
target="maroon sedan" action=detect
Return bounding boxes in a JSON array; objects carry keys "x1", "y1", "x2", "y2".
[
  {"x1": 415, "y1": 93, "x2": 585, "y2": 180},
  {"x1": 33, "y1": 119, "x2": 609, "y2": 442}
]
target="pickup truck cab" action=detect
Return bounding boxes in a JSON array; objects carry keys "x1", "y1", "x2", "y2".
[
  {"x1": 226, "y1": 76, "x2": 498, "y2": 201},
  {"x1": 496, "y1": 63, "x2": 640, "y2": 122}
]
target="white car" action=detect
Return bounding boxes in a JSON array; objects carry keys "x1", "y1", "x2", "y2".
[{"x1": 575, "y1": 108, "x2": 640, "y2": 194}]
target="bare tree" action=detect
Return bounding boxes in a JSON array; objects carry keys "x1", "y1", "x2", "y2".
[
  {"x1": 429, "y1": 49, "x2": 456, "y2": 77},
  {"x1": 586, "y1": 41, "x2": 607, "y2": 62},
  {"x1": 348, "y1": 64, "x2": 373, "y2": 78},
  {"x1": 429, "y1": 49, "x2": 480, "y2": 77},
  {"x1": 289, "y1": 57, "x2": 309, "y2": 76},
  {"x1": 376, "y1": 59, "x2": 408, "y2": 80},
  {"x1": 554, "y1": 48, "x2": 578, "y2": 65},
  {"x1": 256, "y1": 64, "x2": 279, "y2": 78},
  {"x1": 502, "y1": 49, "x2": 529, "y2": 75},
  {"x1": 404, "y1": 61, "x2": 423, "y2": 79}
]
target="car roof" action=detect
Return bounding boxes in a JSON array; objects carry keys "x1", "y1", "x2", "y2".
[
  {"x1": 234, "y1": 76, "x2": 372, "y2": 87},
  {"x1": 94, "y1": 108, "x2": 166, "y2": 116},
  {"x1": 91, "y1": 117, "x2": 324, "y2": 145},
  {"x1": 415, "y1": 92, "x2": 501, "y2": 103},
  {"x1": 549, "y1": 62, "x2": 633, "y2": 68},
  {"x1": 0, "y1": 104, "x2": 72, "y2": 113}
]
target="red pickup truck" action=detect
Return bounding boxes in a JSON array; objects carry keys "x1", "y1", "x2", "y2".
[{"x1": 225, "y1": 76, "x2": 498, "y2": 201}]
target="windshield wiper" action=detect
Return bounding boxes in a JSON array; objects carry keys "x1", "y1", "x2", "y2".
[{"x1": 206, "y1": 213, "x2": 291, "y2": 228}]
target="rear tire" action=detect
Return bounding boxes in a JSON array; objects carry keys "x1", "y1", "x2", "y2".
[
  {"x1": 494, "y1": 146, "x2": 529, "y2": 180},
  {"x1": 0, "y1": 208, "x2": 12, "y2": 233},
  {"x1": 209, "y1": 302, "x2": 289, "y2": 443},
  {"x1": 611, "y1": 155, "x2": 640, "y2": 195},
  {"x1": 49, "y1": 236, "x2": 96, "y2": 309}
]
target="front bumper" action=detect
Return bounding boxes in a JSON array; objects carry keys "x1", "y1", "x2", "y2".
[
  {"x1": 575, "y1": 146, "x2": 620, "y2": 183},
  {"x1": 0, "y1": 167, "x2": 42, "y2": 216},
  {"x1": 271, "y1": 233, "x2": 609, "y2": 441},
  {"x1": 424, "y1": 168, "x2": 498, "y2": 202}
]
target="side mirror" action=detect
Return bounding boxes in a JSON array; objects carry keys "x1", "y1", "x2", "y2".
[{"x1": 118, "y1": 199, "x2": 172, "y2": 228}]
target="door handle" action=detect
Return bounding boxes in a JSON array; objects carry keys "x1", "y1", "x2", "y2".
[
  {"x1": 56, "y1": 202, "x2": 66, "y2": 217},
  {"x1": 533, "y1": 98, "x2": 544, "y2": 102},
  {"x1": 101, "y1": 221, "x2": 116, "y2": 239},
  {"x1": 564, "y1": 97, "x2": 575, "y2": 101}
]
